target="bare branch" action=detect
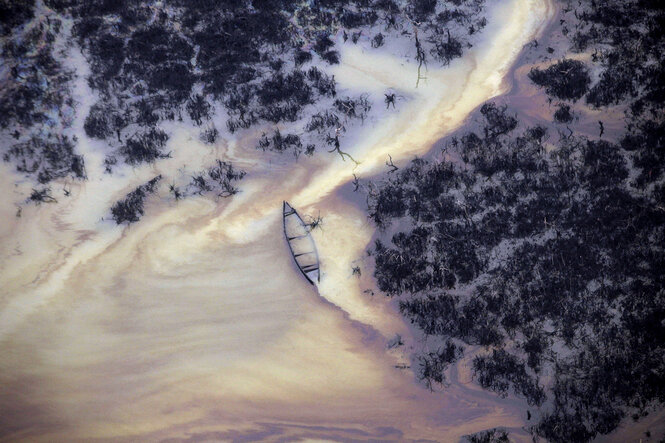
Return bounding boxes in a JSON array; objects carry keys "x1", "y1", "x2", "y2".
[{"x1": 386, "y1": 154, "x2": 399, "y2": 172}]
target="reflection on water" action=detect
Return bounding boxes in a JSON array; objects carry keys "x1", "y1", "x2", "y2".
[{"x1": 0, "y1": 0, "x2": 552, "y2": 440}]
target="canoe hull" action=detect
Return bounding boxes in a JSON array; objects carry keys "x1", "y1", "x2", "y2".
[{"x1": 283, "y1": 201, "x2": 320, "y2": 285}]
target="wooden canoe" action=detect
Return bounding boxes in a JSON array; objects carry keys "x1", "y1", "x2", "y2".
[{"x1": 283, "y1": 201, "x2": 320, "y2": 285}]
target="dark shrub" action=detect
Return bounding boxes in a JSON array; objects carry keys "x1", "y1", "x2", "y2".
[
  {"x1": 321, "y1": 50, "x2": 340, "y2": 64},
  {"x1": 528, "y1": 59, "x2": 591, "y2": 101},
  {"x1": 110, "y1": 175, "x2": 161, "y2": 224},
  {"x1": 0, "y1": 0, "x2": 35, "y2": 35},
  {"x1": 553, "y1": 103, "x2": 573, "y2": 123},
  {"x1": 120, "y1": 128, "x2": 169, "y2": 164}
]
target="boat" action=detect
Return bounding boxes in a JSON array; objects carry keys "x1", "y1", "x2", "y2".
[{"x1": 283, "y1": 201, "x2": 320, "y2": 285}]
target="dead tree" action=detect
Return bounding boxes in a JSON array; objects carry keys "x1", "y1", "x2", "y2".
[
  {"x1": 169, "y1": 183, "x2": 182, "y2": 200},
  {"x1": 386, "y1": 154, "x2": 399, "y2": 172},
  {"x1": 352, "y1": 173, "x2": 360, "y2": 192},
  {"x1": 328, "y1": 127, "x2": 360, "y2": 165},
  {"x1": 29, "y1": 188, "x2": 57, "y2": 204},
  {"x1": 409, "y1": 18, "x2": 428, "y2": 88},
  {"x1": 305, "y1": 211, "x2": 324, "y2": 231},
  {"x1": 385, "y1": 93, "x2": 396, "y2": 109}
]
